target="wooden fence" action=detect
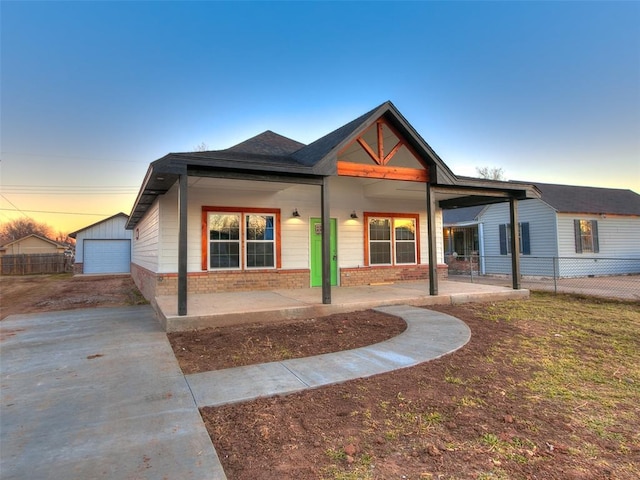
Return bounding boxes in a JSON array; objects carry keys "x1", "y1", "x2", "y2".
[{"x1": 0, "y1": 253, "x2": 73, "y2": 275}]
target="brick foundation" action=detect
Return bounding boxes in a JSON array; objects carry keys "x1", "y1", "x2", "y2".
[
  {"x1": 131, "y1": 263, "x2": 449, "y2": 301},
  {"x1": 131, "y1": 264, "x2": 310, "y2": 300},
  {"x1": 340, "y1": 264, "x2": 448, "y2": 287},
  {"x1": 73, "y1": 263, "x2": 84, "y2": 274}
]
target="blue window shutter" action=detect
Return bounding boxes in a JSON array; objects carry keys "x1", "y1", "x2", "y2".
[
  {"x1": 499, "y1": 224, "x2": 507, "y2": 255},
  {"x1": 574, "y1": 219, "x2": 582, "y2": 253},
  {"x1": 521, "y1": 222, "x2": 531, "y2": 255},
  {"x1": 591, "y1": 220, "x2": 599, "y2": 253}
]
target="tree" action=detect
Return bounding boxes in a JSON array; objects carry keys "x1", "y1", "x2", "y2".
[
  {"x1": 0, "y1": 218, "x2": 54, "y2": 245},
  {"x1": 476, "y1": 166, "x2": 506, "y2": 181},
  {"x1": 193, "y1": 142, "x2": 209, "y2": 152}
]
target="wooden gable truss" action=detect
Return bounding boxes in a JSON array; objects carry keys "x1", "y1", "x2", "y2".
[{"x1": 337, "y1": 117, "x2": 429, "y2": 182}]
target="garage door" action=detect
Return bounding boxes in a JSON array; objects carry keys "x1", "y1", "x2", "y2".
[{"x1": 83, "y1": 240, "x2": 131, "y2": 274}]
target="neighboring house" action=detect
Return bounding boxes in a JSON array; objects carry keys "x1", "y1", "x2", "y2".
[
  {"x1": 126, "y1": 101, "x2": 539, "y2": 315},
  {"x1": 444, "y1": 182, "x2": 640, "y2": 277},
  {"x1": 69, "y1": 213, "x2": 133, "y2": 274},
  {"x1": 0, "y1": 234, "x2": 67, "y2": 256}
]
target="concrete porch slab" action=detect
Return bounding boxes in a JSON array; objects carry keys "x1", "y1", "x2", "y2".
[{"x1": 156, "y1": 280, "x2": 529, "y2": 332}]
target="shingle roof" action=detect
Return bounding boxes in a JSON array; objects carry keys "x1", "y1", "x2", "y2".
[
  {"x1": 126, "y1": 102, "x2": 540, "y2": 229},
  {"x1": 291, "y1": 104, "x2": 382, "y2": 167},
  {"x1": 225, "y1": 130, "x2": 306, "y2": 156},
  {"x1": 443, "y1": 205, "x2": 485, "y2": 224},
  {"x1": 519, "y1": 182, "x2": 640, "y2": 215}
]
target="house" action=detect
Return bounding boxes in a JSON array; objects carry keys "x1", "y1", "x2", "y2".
[
  {"x1": 444, "y1": 182, "x2": 640, "y2": 277},
  {"x1": 0, "y1": 234, "x2": 67, "y2": 256},
  {"x1": 126, "y1": 101, "x2": 540, "y2": 315},
  {"x1": 69, "y1": 213, "x2": 133, "y2": 274}
]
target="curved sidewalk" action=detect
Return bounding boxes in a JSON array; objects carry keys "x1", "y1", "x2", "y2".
[{"x1": 186, "y1": 304, "x2": 471, "y2": 407}]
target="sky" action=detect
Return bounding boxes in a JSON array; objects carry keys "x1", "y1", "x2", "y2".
[{"x1": 1, "y1": 0, "x2": 639, "y2": 235}]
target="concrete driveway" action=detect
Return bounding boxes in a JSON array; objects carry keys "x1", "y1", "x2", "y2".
[{"x1": 0, "y1": 306, "x2": 226, "y2": 480}]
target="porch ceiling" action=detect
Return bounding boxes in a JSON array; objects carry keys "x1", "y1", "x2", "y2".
[
  {"x1": 189, "y1": 176, "x2": 294, "y2": 192},
  {"x1": 344, "y1": 177, "x2": 528, "y2": 207}
]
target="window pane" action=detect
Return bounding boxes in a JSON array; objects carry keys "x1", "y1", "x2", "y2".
[
  {"x1": 246, "y1": 215, "x2": 274, "y2": 241},
  {"x1": 396, "y1": 242, "x2": 416, "y2": 264},
  {"x1": 579, "y1": 220, "x2": 593, "y2": 252},
  {"x1": 370, "y1": 242, "x2": 391, "y2": 264},
  {"x1": 394, "y1": 219, "x2": 415, "y2": 240},
  {"x1": 210, "y1": 242, "x2": 240, "y2": 268},
  {"x1": 369, "y1": 218, "x2": 391, "y2": 240},
  {"x1": 209, "y1": 214, "x2": 239, "y2": 240},
  {"x1": 247, "y1": 242, "x2": 274, "y2": 268}
]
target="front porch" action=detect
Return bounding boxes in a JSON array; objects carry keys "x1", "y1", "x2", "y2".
[{"x1": 155, "y1": 280, "x2": 529, "y2": 332}]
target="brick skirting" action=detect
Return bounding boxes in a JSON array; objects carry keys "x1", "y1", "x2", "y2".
[
  {"x1": 131, "y1": 264, "x2": 310, "y2": 300},
  {"x1": 340, "y1": 264, "x2": 448, "y2": 287},
  {"x1": 131, "y1": 263, "x2": 448, "y2": 301}
]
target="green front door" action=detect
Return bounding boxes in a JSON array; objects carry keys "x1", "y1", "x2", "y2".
[{"x1": 310, "y1": 218, "x2": 337, "y2": 287}]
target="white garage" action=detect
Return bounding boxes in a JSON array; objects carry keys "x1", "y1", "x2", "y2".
[
  {"x1": 83, "y1": 239, "x2": 131, "y2": 274},
  {"x1": 70, "y1": 213, "x2": 133, "y2": 274}
]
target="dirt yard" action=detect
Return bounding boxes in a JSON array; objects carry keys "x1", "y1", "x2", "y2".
[
  {"x1": 2, "y1": 275, "x2": 638, "y2": 479},
  {"x1": 0, "y1": 273, "x2": 147, "y2": 319},
  {"x1": 195, "y1": 295, "x2": 639, "y2": 480}
]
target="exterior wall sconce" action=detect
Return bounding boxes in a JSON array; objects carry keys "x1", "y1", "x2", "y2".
[
  {"x1": 292, "y1": 208, "x2": 301, "y2": 218},
  {"x1": 350, "y1": 211, "x2": 358, "y2": 219}
]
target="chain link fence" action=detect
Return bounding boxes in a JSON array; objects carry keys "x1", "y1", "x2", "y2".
[{"x1": 446, "y1": 255, "x2": 640, "y2": 301}]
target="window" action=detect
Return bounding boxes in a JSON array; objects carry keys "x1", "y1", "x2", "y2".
[
  {"x1": 209, "y1": 214, "x2": 240, "y2": 268},
  {"x1": 499, "y1": 222, "x2": 530, "y2": 255},
  {"x1": 245, "y1": 214, "x2": 275, "y2": 268},
  {"x1": 365, "y1": 213, "x2": 418, "y2": 266},
  {"x1": 574, "y1": 219, "x2": 599, "y2": 253},
  {"x1": 202, "y1": 207, "x2": 280, "y2": 270}
]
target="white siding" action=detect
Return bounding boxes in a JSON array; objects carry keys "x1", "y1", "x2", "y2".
[
  {"x1": 75, "y1": 215, "x2": 132, "y2": 263},
  {"x1": 131, "y1": 200, "x2": 160, "y2": 272},
  {"x1": 154, "y1": 176, "x2": 445, "y2": 274},
  {"x1": 557, "y1": 214, "x2": 640, "y2": 276},
  {"x1": 478, "y1": 199, "x2": 558, "y2": 275}
]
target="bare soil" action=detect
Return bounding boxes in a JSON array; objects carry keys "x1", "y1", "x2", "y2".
[
  {"x1": 3, "y1": 275, "x2": 638, "y2": 479},
  {"x1": 197, "y1": 296, "x2": 640, "y2": 480},
  {"x1": 0, "y1": 273, "x2": 146, "y2": 319},
  {"x1": 168, "y1": 310, "x2": 406, "y2": 374}
]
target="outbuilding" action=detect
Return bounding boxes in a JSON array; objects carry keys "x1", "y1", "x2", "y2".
[{"x1": 70, "y1": 213, "x2": 133, "y2": 274}]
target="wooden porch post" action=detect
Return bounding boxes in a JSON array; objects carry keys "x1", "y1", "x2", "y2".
[
  {"x1": 426, "y1": 183, "x2": 438, "y2": 295},
  {"x1": 321, "y1": 177, "x2": 331, "y2": 304},
  {"x1": 509, "y1": 197, "x2": 521, "y2": 290},
  {"x1": 178, "y1": 173, "x2": 188, "y2": 315}
]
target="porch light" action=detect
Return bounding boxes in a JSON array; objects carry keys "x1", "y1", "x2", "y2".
[
  {"x1": 292, "y1": 208, "x2": 301, "y2": 218},
  {"x1": 350, "y1": 211, "x2": 358, "y2": 219}
]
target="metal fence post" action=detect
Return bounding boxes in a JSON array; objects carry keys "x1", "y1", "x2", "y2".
[{"x1": 553, "y1": 256, "x2": 558, "y2": 294}]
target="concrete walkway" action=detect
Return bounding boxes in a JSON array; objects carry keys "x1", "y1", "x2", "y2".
[
  {"x1": 1, "y1": 304, "x2": 471, "y2": 480},
  {"x1": 0, "y1": 306, "x2": 226, "y2": 480},
  {"x1": 186, "y1": 304, "x2": 471, "y2": 407}
]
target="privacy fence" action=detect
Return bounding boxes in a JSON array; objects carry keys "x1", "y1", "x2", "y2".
[
  {"x1": 446, "y1": 255, "x2": 640, "y2": 301},
  {"x1": 0, "y1": 253, "x2": 73, "y2": 275}
]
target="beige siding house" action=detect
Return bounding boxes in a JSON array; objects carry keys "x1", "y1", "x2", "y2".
[{"x1": 0, "y1": 234, "x2": 66, "y2": 256}]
